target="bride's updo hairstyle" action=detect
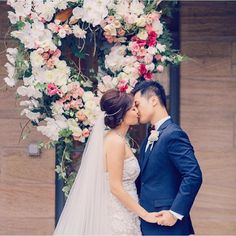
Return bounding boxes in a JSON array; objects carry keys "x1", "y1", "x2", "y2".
[{"x1": 100, "y1": 89, "x2": 133, "y2": 129}]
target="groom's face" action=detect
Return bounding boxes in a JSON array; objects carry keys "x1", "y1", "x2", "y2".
[{"x1": 134, "y1": 91, "x2": 154, "y2": 124}]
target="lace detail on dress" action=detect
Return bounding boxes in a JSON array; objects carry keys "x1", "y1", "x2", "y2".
[{"x1": 107, "y1": 156, "x2": 141, "y2": 236}]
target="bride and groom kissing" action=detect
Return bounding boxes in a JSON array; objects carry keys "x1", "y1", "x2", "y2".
[{"x1": 54, "y1": 80, "x2": 202, "y2": 235}]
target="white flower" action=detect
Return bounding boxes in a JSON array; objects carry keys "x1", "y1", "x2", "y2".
[
  {"x1": 146, "y1": 63, "x2": 155, "y2": 72},
  {"x1": 37, "y1": 116, "x2": 68, "y2": 141},
  {"x1": 130, "y1": 0, "x2": 145, "y2": 16},
  {"x1": 81, "y1": 0, "x2": 110, "y2": 27},
  {"x1": 156, "y1": 43, "x2": 166, "y2": 53},
  {"x1": 147, "y1": 46, "x2": 158, "y2": 55},
  {"x1": 82, "y1": 91, "x2": 94, "y2": 102},
  {"x1": 8, "y1": 11, "x2": 18, "y2": 24},
  {"x1": 113, "y1": 0, "x2": 129, "y2": 18},
  {"x1": 30, "y1": 51, "x2": 44, "y2": 68},
  {"x1": 152, "y1": 19, "x2": 163, "y2": 36},
  {"x1": 72, "y1": 7, "x2": 84, "y2": 19},
  {"x1": 21, "y1": 108, "x2": 41, "y2": 123},
  {"x1": 136, "y1": 16, "x2": 146, "y2": 27},
  {"x1": 34, "y1": 1, "x2": 56, "y2": 22},
  {"x1": 72, "y1": 25, "x2": 87, "y2": 38},
  {"x1": 7, "y1": 0, "x2": 32, "y2": 22},
  {"x1": 85, "y1": 100, "x2": 97, "y2": 111},
  {"x1": 58, "y1": 28, "x2": 66, "y2": 38},
  {"x1": 67, "y1": 118, "x2": 83, "y2": 139},
  {"x1": 103, "y1": 23, "x2": 117, "y2": 36},
  {"x1": 148, "y1": 130, "x2": 159, "y2": 143},
  {"x1": 37, "y1": 39, "x2": 57, "y2": 51},
  {"x1": 60, "y1": 85, "x2": 68, "y2": 94},
  {"x1": 4, "y1": 76, "x2": 16, "y2": 87},
  {"x1": 51, "y1": 101, "x2": 64, "y2": 116},
  {"x1": 105, "y1": 45, "x2": 127, "y2": 73},
  {"x1": 4, "y1": 62, "x2": 16, "y2": 87},
  {"x1": 137, "y1": 29, "x2": 148, "y2": 40},
  {"x1": 11, "y1": 21, "x2": 53, "y2": 49},
  {"x1": 17, "y1": 86, "x2": 42, "y2": 98}
]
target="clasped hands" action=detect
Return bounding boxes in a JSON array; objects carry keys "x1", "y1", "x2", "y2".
[{"x1": 144, "y1": 210, "x2": 177, "y2": 227}]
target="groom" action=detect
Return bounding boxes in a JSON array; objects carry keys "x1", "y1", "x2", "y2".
[{"x1": 132, "y1": 81, "x2": 202, "y2": 235}]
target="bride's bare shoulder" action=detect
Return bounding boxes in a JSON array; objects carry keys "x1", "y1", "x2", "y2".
[{"x1": 104, "y1": 131, "x2": 125, "y2": 148}]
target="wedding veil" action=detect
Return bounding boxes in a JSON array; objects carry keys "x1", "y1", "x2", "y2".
[{"x1": 53, "y1": 112, "x2": 112, "y2": 235}]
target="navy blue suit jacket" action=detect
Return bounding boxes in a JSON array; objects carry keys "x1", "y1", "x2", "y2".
[{"x1": 137, "y1": 119, "x2": 202, "y2": 235}]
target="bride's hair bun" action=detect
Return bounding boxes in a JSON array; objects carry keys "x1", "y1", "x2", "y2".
[{"x1": 100, "y1": 89, "x2": 133, "y2": 129}]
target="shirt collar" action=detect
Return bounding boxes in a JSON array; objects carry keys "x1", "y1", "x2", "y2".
[{"x1": 154, "y1": 116, "x2": 171, "y2": 130}]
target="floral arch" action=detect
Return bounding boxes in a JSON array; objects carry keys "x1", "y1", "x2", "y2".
[{"x1": 4, "y1": 0, "x2": 182, "y2": 195}]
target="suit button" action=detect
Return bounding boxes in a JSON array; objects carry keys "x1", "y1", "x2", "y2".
[{"x1": 141, "y1": 182, "x2": 144, "y2": 185}]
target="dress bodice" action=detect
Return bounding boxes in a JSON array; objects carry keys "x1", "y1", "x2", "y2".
[{"x1": 106, "y1": 156, "x2": 141, "y2": 235}]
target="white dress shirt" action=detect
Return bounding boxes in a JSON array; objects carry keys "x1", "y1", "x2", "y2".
[
  {"x1": 145, "y1": 116, "x2": 184, "y2": 221},
  {"x1": 145, "y1": 116, "x2": 171, "y2": 152}
]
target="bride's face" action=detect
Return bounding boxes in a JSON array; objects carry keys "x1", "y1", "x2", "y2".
[{"x1": 123, "y1": 102, "x2": 139, "y2": 126}]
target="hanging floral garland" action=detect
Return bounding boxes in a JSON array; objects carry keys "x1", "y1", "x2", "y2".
[{"x1": 4, "y1": 0, "x2": 182, "y2": 196}]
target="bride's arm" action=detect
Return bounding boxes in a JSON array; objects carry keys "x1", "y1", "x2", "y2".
[{"x1": 105, "y1": 136, "x2": 157, "y2": 223}]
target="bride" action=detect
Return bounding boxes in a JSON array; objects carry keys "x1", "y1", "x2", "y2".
[{"x1": 53, "y1": 89, "x2": 158, "y2": 235}]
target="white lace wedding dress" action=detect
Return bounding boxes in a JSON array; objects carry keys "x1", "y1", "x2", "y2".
[{"x1": 106, "y1": 156, "x2": 142, "y2": 235}]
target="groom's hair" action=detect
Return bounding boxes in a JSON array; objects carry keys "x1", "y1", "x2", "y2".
[{"x1": 131, "y1": 81, "x2": 167, "y2": 108}]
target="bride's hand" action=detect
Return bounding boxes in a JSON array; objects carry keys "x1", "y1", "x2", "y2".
[{"x1": 142, "y1": 212, "x2": 159, "y2": 223}]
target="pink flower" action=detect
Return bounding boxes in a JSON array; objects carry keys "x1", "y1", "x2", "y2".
[
  {"x1": 64, "y1": 103, "x2": 71, "y2": 110},
  {"x1": 157, "y1": 65, "x2": 164, "y2": 73},
  {"x1": 139, "y1": 64, "x2": 147, "y2": 75},
  {"x1": 129, "y1": 42, "x2": 140, "y2": 55},
  {"x1": 82, "y1": 128, "x2": 90, "y2": 138},
  {"x1": 71, "y1": 86, "x2": 84, "y2": 98},
  {"x1": 48, "y1": 23, "x2": 60, "y2": 33},
  {"x1": 124, "y1": 14, "x2": 137, "y2": 25},
  {"x1": 144, "y1": 53, "x2": 153, "y2": 64},
  {"x1": 137, "y1": 47, "x2": 146, "y2": 57},
  {"x1": 53, "y1": 49, "x2": 61, "y2": 58},
  {"x1": 105, "y1": 16, "x2": 115, "y2": 24},
  {"x1": 155, "y1": 54, "x2": 162, "y2": 61},
  {"x1": 70, "y1": 99, "x2": 81, "y2": 109},
  {"x1": 46, "y1": 58, "x2": 56, "y2": 69},
  {"x1": 42, "y1": 52, "x2": 50, "y2": 60},
  {"x1": 47, "y1": 83, "x2": 59, "y2": 96},
  {"x1": 145, "y1": 24, "x2": 154, "y2": 34}
]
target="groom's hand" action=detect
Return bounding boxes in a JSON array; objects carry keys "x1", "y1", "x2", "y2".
[{"x1": 156, "y1": 210, "x2": 177, "y2": 227}]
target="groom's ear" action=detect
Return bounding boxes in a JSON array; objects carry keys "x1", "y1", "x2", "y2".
[{"x1": 150, "y1": 95, "x2": 159, "y2": 107}]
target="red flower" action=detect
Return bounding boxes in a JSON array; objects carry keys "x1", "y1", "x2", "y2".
[
  {"x1": 139, "y1": 64, "x2": 147, "y2": 75},
  {"x1": 144, "y1": 72, "x2": 153, "y2": 80},
  {"x1": 147, "y1": 31, "x2": 157, "y2": 47},
  {"x1": 131, "y1": 35, "x2": 146, "y2": 47},
  {"x1": 118, "y1": 83, "x2": 128, "y2": 92}
]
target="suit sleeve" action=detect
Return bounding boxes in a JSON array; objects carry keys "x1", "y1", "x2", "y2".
[{"x1": 168, "y1": 130, "x2": 203, "y2": 216}]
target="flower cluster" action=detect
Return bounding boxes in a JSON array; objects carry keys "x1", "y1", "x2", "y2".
[{"x1": 4, "y1": 0, "x2": 182, "y2": 195}]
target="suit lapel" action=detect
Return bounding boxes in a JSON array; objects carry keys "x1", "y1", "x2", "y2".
[{"x1": 141, "y1": 119, "x2": 173, "y2": 172}]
